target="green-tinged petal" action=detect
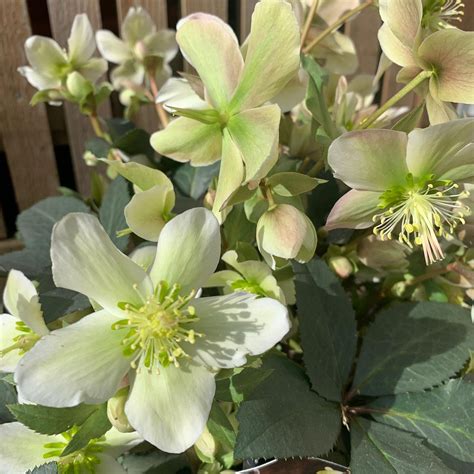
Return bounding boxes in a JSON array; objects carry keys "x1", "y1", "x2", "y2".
[
  {"x1": 377, "y1": 24, "x2": 417, "y2": 68},
  {"x1": 143, "y1": 29, "x2": 178, "y2": 62},
  {"x1": 96, "y1": 30, "x2": 132, "y2": 63},
  {"x1": 212, "y1": 129, "x2": 245, "y2": 221},
  {"x1": 51, "y1": 213, "x2": 153, "y2": 316},
  {"x1": 425, "y1": 93, "x2": 458, "y2": 125},
  {"x1": 0, "y1": 423, "x2": 62, "y2": 474},
  {"x1": 125, "y1": 185, "x2": 175, "y2": 242},
  {"x1": 418, "y1": 29, "x2": 474, "y2": 104},
  {"x1": 151, "y1": 117, "x2": 222, "y2": 166},
  {"x1": 102, "y1": 428, "x2": 143, "y2": 457},
  {"x1": 295, "y1": 213, "x2": 317, "y2": 264},
  {"x1": 315, "y1": 31, "x2": 358, "y2": 76},
  {"x1": 129, "y1": 245, "x2": 156, "y2": 272},
  {"x1": 325, "y1": 189, "x2": 381, "y2": 230},
  {"x1": 96, "y1": 455, "x2": 127, "y2": 474},
  {"x1": 177, "y1": 13, "x2": 243, "y2": 110},
  {"x1": 229, "y1": 0, "x2": 300, "y2": 112},
  {"x1": 227, "y1": 104, "x2": 280, "y2": 183},
  {"x1": 272, "y1": 68, "x2": 308, "y2": 113},
  {"x1": 18, "y1": 66, "x2": 60, "y2": 90},
  {"x1": 125, "y1": 361, "x2": 215, "y2": 453},
  {"x1": 149, "y1": 208, "x2": 221, "y2": 293},
  {"x1": 316, "y1": 0, "x2": 359, "y2": 24},
  {"x1": 121, "y1": 7, "x2": 155, "y2": 45},
  {"x1": 110, "y1": 59, "x2": 144, "y2": 87},
  {"x1": 24, "y1": 36, "x2": 68, "y2": 77},
  {"x1": 204, "y1": 270, "x2": 241, "y2": 288},
  {"x1": 406, "y1": 118, "x2": 474, "y2": 181},
  {"x1": 3, "y1": 270, "x2": 48, "y2": 336},
  {"x1": 157, "y1": 77, "x2": 208, "y2": 111},
  {"x1": 102, "y1": 160, "x2": 172, "y2": 192},
  {"x1": 0, "y1": 314, "x2": 22, "y2": 372},
  {"x1": 378, "y1": 0, "x2": 422, "y2": 49},
  {"x1": 15, "y1": 311, "x2": 131, "y2": 407},
  {"x1": 77, "y1": 57, "x2": 108, "y2": 83},
  {"x1": 328, "y1": 129, "x2": 409, "y2": 191},
  {"x1": 68, "y1": 13, "x2": 95, "y2": 64},
  {"x1": 183, "y1": 293, "x2": 289, "y2": 368}
]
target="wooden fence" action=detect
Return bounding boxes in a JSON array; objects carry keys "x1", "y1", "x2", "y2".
[{"x1": 0, "y1": 0, "x2": 473, "y2": 253}]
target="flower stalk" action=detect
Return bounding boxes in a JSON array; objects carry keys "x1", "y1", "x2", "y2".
[
  {"x1": 148, "y1": 71, "x2": 169, "y2": 128},
  {"x1": 300, "y1": 0, "x2": 320, "y2": 49}
]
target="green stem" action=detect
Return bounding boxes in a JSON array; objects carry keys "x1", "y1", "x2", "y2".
[
  {"x1": 357, "y1": 70, "x2": 433, "y2": 129},
  {"x1": 89, "y1": 114, "x2": 105, "y2": 138}
]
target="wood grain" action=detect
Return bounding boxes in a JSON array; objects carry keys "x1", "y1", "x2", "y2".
[
  {"x1": 0, "y1": 207, "x2": 6, "y2": 239},
  {"x1": 47, "y1": 0, "x2": 111, "y2": 195},
  {"x1": 116, "y1": 0, "x2": 168, "y2": 134},
  {"x1": 0, "y1": 0, "x2": 59, "y2": 210},
  {"x1": 240, "y1": 0, "x2": 258, "y2": 40}
]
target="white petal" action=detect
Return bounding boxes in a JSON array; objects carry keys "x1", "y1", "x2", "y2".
[
  {"x1": 103, "y1": 428, "x2": 143, "y2": 456},
  {"x1": 129, "y1": 245, "x2": 156, "y2": 272},
  {"x1": 121, "y1": 7, "x2": 156, "y2": 45},
  {"x1": 183, "y1": 293, "x2": 290, "y2": 368},
  {"x1": 77, "y1": 58, "x2": 108, "y2": 83},
  {"x1": 24, "y1": 36, "x2": 68, "y2": 76},
  {"x1": 157, "y1": 77, "x2": 209, "y2": 111},
  {"x1": 0, "y1": 314, "x2": 22, "y2": 372},
  {"x1": 3, "y1": 270, "x2": 48, "y2": 336},
  {"x1": 125, "y1": 361, "x2": 215, "y2": 453},
  {"x1": 96, "y1": 30, "x2": 132, "y2": 64},
  {"x1": 17, "y1": 66, "x2": 60, "y2": 90},
  {"x1": 51, "y1": 213, "x2": 153, "y2": 317},
  {"x1": 0, "y1": 422, "x2": 62, "y2": 474},
  {"x1": 68, "y1": 14, "x2": 95, "y2": 64},
  {"x1": 15, "y1": 311, "x2": 131, "y2": 407},
  {"x1": 149, "y1": 208, "x2": 221, "y2": 293}
]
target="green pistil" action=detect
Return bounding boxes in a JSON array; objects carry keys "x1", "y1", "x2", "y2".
[
  {"x1": 231, "y1": 279, "x2": 267, "y2": 298},
  {"x1": 113, "y1": 282, "x2": 202, "y2": 371},
  {"x1": 422, "y1": 0, "x2": 464, "y2": 28},
  {"x1": 0, "y1": 321, "x2": 39, "y2": 358}
]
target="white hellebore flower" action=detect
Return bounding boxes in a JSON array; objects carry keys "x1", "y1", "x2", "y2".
[
  {"x1": 0, "y1": 270, "x2": 49, "y2": 372},
  {"x1": 0, "y1": 423, "x2": 141, "y2": 474},
  {"x1": 19, "y1": 14, "x2": 107, "y2": 92},
  {"x1": 15, "y1": 208, "x2": 290, "y2": 453}
]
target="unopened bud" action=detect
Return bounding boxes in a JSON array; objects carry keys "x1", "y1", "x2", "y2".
[
  {"x1": 194, "y1": 426, "x2": 217, "y2": 464},
  {"x1": 107, "y1": 387, "x2": 134, "y2": 433},
  {"x1": 328, "y1": 255, "x2": 353, "y2": 279}
]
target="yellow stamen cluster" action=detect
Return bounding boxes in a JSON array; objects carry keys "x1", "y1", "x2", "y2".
[
  {"x1": 0, "y1": 321, "x2": 39, "y2": 358},
  {"x1": 112, "y1": 282, "x2": 201, "y2": 372},
  {"x1": 373, "y1": 180, "x2": 470, "y2": 265}
]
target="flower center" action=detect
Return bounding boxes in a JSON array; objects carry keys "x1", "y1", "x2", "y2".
[
  {"x1": 372, "y1": 176, "x2": 470, "y2": 265},
  {"x1": 423, "y1": 0, "x2": 464, "y2": 29},
  {"x1": 42, "y1": 430, "x2": 106, "y2": 474},
  {"x1": 231, "y1": 279, "x2": 267, "y2": 297},
  {"x1": 0, "y1": 321, "x2": 40, "y2": 358},
  {"x1": 112, "y1": 282, "x2": 201, "y2": 371}
]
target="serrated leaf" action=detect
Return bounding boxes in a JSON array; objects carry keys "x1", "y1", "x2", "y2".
[
  {"x1": 61, "y1": 404, "x2": 111, "y2": 456},
  {"x1": 350, "y1": 418, "x2": 448, "y2": 473},
  {"x1": 26, "y1": 462, "x2": 58, "y2": 474},
  {"x1": 99, "y1": 176, "x2": 130, "y2": 252},
  {"x1": 8, "y1": 404, "x2": 99, "y2": 435},
  {"x1": 235, "y1": 354, "x2": 341, "y2": 459},
  {"x1": 351, "y1": 302, "x2": 472, "y2": 397},
  {"x1": 293, "y1": 260, "x2": 357, "y2": 402},
  {"x1": 173, "y1": 162, "x2": 220, "y2": 200},
  {"x1": 369, "y1": 379, "x2": 474, "y2": 462},
  {"x1": 223, "y1": 204, "x2": 256, "y2": 249},
  {"x1": 0, "y1": 378, "x2": 17, "y2": 424}
]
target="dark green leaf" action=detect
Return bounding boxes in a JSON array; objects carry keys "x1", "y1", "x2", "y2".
[
  {"x1": 40, "y1": 288, "x2": 90, "y2": 324},
  {"x1": 223, "y1": 204, "x2": 256, "y2": 249},
  {"x1": 99, "y1": 176, "x2": 130, "y2": 252},
  {"x1": 26, "y1": 462, "x2": 58, "y2": 474},
  {"x1": 369, "y1": 379, "x2": 474, "y2": 462},
  {"x1": 350, "y1": 418, "x2": 448, "y2": 473},
  {"x1": 351, "y1": 302, "x2": 472, "y2": 396},
  {"x1": 235, "y1": 354, "x2": 341, "y2": 459},
  {"x1": 120, "y1": 451, "x2": 191, "y2": 474},
  {"x1": 294, "y1": 259, "x2": 357, "y2": 401},
  {"x1": 173, "y1": 162, "x2": 220, "y2": 200},
  {"x1": 392, "y1": 103, "x2": 425, "y2": 133},
  {"x1": 208, "y1": 402, "x2": 237, "y2": 450},
  {"x1": 115, "y1": 128, "x2": 155, "y2": 161},
  {"x1": 61, "y1": 404, "x2": 111, "y2": 456},
  {"x1": 106, "y1": 118, "x2": 135, "y2": 143},
  {"x1": 8, "y1": 403, "x2": 99, "y2": 435},
  {"x1": 0, "y1": 378, "x2": 17, "y2": 423},
  {"x1": 85, "y1": 137, "x2": 111, "y2": 158},
  {"x1": 216, "y1": 367, "x2": 273, "y2": 403}
]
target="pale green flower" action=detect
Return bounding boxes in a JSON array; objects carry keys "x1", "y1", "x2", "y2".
[
  {"x1": 0, "y1": 270, "x2": 48, "y2": 372},
  {"x1": 15, "y1": 208, "x2": 289, "y2": 453},
  {"x1": 378, "y1": 0, "x2": 474, "y2": 124},
  {"x1": 96, "y1": 7, "x2": 177, "y2": 91},
  {"x1": 0, "y1": 423, "x2": 141, "y2": 474},
  {"x1": 151, "y1": 0, "x2": 300, "y2": 221},
  {"x1": 326, "y1": 119, "x2": 474, "y2": 265},
  {"x1": 18, "y1": 14, "x2": 107, "y2": 95}
]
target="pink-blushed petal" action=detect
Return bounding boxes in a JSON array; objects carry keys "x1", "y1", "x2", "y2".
[
  {"x1": 125, "y1": 361, "x2": 215, "y2": 453},
  {"x1": 406, "y1": 118, "x2": 474, "y2": 181},
  {"x1": 183, "y1": 293, "x2": 290, "y2": 369},
  {"x1": 176, "y1": 13, "x2": 243, "y2": 110},
  {"x1": 377, "y1": 24, "x2": 417, "y2": 69},
  {"x1": 15, "y1": 311, "x2": 131, "y2": 407},
  {"x1": 150, "y1": 117, "x2": 222, "y2": 166},
  {"x1": 0, "y1": 314, "x2": 21, "y2": 372},
  {"x1": 328, "y1": 129, "x2": 409, "y2": 191},
  {"x1": 317, "y1": 0, "x2": 360, "y2": 25},
  {"x1": 325, "y1": 190, "x2": 381, "y2": 230},
  {"x1": 51, "y1": 213, "x2": 153, "y2": 317},
  {"x1": 229, "y1": 0, "x2": 300, "y2": 112},
  {"x1": 418, "y1": 29, "x2": 474, "y2": 104},
  {"x1": 227, "y1": 104, "x2": 281, "y2": 183},
  {"x1": 149, "y1": 208, "x2": 221, "y2": 293}
]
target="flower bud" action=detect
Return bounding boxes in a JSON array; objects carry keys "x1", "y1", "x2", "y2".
[
  {"x1": 328, "y1": 255, "x2": 353, "y2": 279},
  {"x1": 194, "y1": 426, "x2": 217, "y2": 463},
  {"x1": 107, "y1": 387, "x2": 134, "y2": 433}
]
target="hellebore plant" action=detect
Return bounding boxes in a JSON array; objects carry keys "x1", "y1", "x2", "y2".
[
  {"x1": 377, "y1": 0, "x2": 474, "y2": 125},
  {"x1": 0, "y1": 270, "x2": 48, "y2": 372},
  {"x1": 0, "y1": 423, "x2": 141, "y2": 474},
  {"x1": 15, "y1": 208, "x2": 290, "y2": 453},
  {"x1": 151, "y1": 0, "x2": 300, "y2": 221},
  {"x1": 326, "y1": 118, "x2": 473, "y2": 265}
]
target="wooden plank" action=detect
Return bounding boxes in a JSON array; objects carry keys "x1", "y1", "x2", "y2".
[
  {"x1": 116, "y1": 0, "x2": 168, "y2": 134},
  {"x1": 0, "y1": 207, "x2": 6, "y2": 239},
  {"x1": 47, "y1": 0, "x2": 111, "y2": 195},
  {"x1": 0, "y1": 0, "x2": 59, "y2": 210},
  {"x1": 240, "y1": 0, "x2": 258, "y2": 40},
  {"x1": 344, "y1": 5, "x2": 381, "y2": 75}
]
